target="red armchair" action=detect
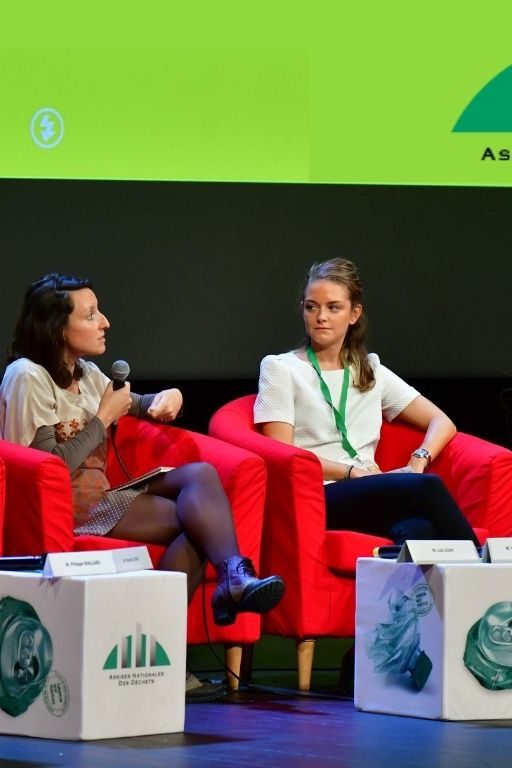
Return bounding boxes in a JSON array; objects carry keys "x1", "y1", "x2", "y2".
[
  {"x1": 0, "y1": 415, "x2": 267, "y2": 689},
  {"x1": 209, "y1": 395, "x2": 512, "y2": 690}
]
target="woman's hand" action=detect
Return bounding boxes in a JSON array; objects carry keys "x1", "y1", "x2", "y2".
[
  {"x1": 147, "y1": 388, "x2": 183, "y2": 422},
  {"x1": 320, "y1": 456, "x2": 381, "y2": 480},
  {"x1": 349, "y1": 464, "x2": 382, "y2": 479},
  {"x1": 97, "y1": 382, "x2": 132, "y2": 428}
]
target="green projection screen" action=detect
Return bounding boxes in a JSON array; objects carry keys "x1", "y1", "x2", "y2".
[
  {"x1": 1, "y1": 2, "x2": 512, "y2": 388},
  {"x1": 2, "y1": 2, "x2": 512, "y2": 186}
]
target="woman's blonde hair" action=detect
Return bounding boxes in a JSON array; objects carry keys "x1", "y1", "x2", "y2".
[{"x1": 302, "y1": 258, "x2": 375, "y2": 392}]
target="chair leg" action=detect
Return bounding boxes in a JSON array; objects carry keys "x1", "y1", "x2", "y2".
[
  {"x1": 224, "y1": 644, "x2": 243, "y2": 691},
  {"x1": 296, "y1": 638, "x2": 316, "y2": 691}
]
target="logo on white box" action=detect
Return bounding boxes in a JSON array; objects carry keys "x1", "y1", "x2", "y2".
[{"x1": 103, "y1": 624, "x2": 172, "y2": 689}]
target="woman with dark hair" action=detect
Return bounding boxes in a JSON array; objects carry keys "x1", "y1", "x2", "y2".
[
  {"x1": 254, "y1": 258, "x2": 479, "y2": 545},
  {"x1": 0, "y1": 273, "x2": 285, "y2": 700}
]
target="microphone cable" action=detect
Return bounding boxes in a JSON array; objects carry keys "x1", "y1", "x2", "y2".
[{"x1": 110, "y1": 423, "x2": 133, "y2": 481}]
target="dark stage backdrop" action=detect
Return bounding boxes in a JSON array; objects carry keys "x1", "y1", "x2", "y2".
[{"x1": 1, "y1": 180, "x2": 511, "y2": 443}]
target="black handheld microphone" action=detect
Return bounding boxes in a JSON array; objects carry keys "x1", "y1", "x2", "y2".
[
  {"x1": 110, "y1": 360, "x2": 132, "y2": 480},
  {"x1": 110, "y1": 360, "x2": 130, "y2": 440},
  {"x1": 111, "y1": 360, "x2": 130, "y2": 390}
]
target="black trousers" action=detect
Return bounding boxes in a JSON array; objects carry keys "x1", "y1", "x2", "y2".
[{"x1": 324, "y1": 472, "x2": 479, "y2": 545}]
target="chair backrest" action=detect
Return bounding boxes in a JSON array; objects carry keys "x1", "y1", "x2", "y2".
[{"x1": 209, "y1": 394, "x2": 258, "y2": 442}]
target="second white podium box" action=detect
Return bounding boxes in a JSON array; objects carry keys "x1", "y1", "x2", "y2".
[{"x1": 355, "y1": 558, "x2": 512, "y2": 720}]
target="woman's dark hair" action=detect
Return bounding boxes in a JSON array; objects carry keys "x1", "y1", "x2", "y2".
[
  {"x1": 301, "y1": 258, "x2": 375, "y2": 392},
  {"x1": 8, "y1": 272, "x2": 93, "y2": 388}
]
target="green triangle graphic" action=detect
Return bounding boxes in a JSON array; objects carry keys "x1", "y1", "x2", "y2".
[
  {"x1": 453, "y1": 65, "x2": 512, "y2": 132},
  {"x1": 103, "y1": 646, "x2": 118, "y2": 670},
  {"x1": 154, "y1": 641, "x2": 171, "y2": 666}
]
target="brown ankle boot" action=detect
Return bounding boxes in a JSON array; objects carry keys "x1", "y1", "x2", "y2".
[{"x1": 212, "y1": 556, "x2": 285, "y2": 626}]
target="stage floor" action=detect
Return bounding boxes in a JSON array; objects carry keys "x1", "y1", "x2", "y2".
[{"x1": 1, "y1": 689, "x2": 511, "y2": 768}]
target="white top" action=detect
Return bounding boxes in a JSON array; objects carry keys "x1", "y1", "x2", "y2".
[
  {"x1": 0, "y1": 358, "x2": 111, "y2": 525},
  {"x1": 0, "y1": 357, "x2": 109, "y2": 446},
  {"x1": 254, "y1": 351, "x2": 419, "y2": 467}
]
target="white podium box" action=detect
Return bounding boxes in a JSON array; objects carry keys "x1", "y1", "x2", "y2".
[
  {"x1": 355, "y1": 558, "x2": 512, "y2": 720},
  {"x1": 0, "y1": 569, "x2": 187, "y2": 740}
]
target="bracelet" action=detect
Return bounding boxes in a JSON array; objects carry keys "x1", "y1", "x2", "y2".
[{"x1": 347, "y1": 465, "x2": 354, "y2": 480}]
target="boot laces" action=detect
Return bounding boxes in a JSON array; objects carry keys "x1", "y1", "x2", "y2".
[{"x1": 236, "y1": 557, "x2": 257, "y2": 577}]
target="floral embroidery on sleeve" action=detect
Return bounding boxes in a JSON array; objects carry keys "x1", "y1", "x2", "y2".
[
  {"x1": 68, "y1": 418, "x2": 81, "y2": 437},
  {"x1": 54, "y1": 417, "x2": 88, "y2": 442}
]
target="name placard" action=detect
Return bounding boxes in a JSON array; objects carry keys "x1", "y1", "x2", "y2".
[
  {"x1": 481, "y1": 538, "x2": 512, "y2": 563},
  {"x1": 42, "y1": 547, "x2": 153, "y2": 578},
  {"x1": 397, "y1": 539, "x2": 481, "y2": 564},
  {"x1": 111, "y1": 546, "x2": 153, "y2": 573}
]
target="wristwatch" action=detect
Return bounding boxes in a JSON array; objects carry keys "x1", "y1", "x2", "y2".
[{"x1": 411, "y1": 448, "x2": 432, "y2": 467}]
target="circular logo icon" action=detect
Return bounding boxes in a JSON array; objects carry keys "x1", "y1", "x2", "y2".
[
  {"x1": 411, "y1": 583, "x2": 434, "y2": 617},
  {"x1": 30, "y1": 108, "x2": 65, "y2": 149},
  {"x1": 42, "y1": 670, "x2": 70, "y2": 717}
]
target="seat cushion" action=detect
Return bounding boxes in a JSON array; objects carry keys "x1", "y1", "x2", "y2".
[
  {"x1": 325, "y1": 530, "x2": 393, "y2": 573},
  {"x1": 324, "y1": 527, "x2": 489, "y2": 574}
]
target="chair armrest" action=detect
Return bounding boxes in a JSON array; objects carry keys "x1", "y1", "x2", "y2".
[
  {"x1": 0, "y1": 440, "x2": 74, "y2": 555},
  {"x1": 211, "y1": 405, "x2": 329, "y2": 577},
  {"x1": 107, "y1": 417, "x2": 267, "y2": 563},
  {"x1": 377, "y1": 421, "x2": 512, "y2": 536},
  {"x1": 433, "y1": 432, "x2": 512, "y2": 536}
]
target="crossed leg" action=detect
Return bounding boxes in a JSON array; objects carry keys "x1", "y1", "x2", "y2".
[{"x1": 107, "y1": 462, "x2": 240, "y2": 601}]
